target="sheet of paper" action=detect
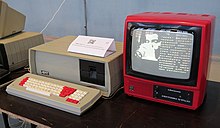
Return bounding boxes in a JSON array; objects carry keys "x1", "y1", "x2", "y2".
[{"x1": 67, "y1": 35, "x2": 116, "y2": 57}]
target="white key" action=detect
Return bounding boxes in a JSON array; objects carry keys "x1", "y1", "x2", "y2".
[{"x1": 26, "y1": 87, "x2": 51, "y2": 96}]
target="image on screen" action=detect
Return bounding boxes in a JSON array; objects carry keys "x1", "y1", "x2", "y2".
[{"x1": 131, "y1": 28, "x2": 194, "y2": 79}]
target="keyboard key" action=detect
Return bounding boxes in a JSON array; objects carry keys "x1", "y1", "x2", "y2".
[
  {"x1": 59, "y1": 86, "x2": 76, "y2": 97},
  {"x1": 66, "y1": 98, "x2": 79, "y2": 104},
  {"x1": 26, "y1": 87, "x2": 51, "y2": 96},
  {"x1": 19, "y1": 77, "x2": 29, "y2": 86}
]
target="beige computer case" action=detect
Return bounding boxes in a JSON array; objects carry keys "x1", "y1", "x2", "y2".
[
  {"x1": 29, "y1": 36, "x2": 123, "y2": 97},
  {"x1": 0, "y1": 32, "x2": 44, "y2": 71}
]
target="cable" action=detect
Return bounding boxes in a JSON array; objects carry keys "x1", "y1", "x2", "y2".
[
  {"x1": 8, "y1": 117, "x2": 24, "y2": 128},
  {"x1": 102, "y1": 86, "x2": 124, "y2": 100},
  {"x1": 23, "y1": 65, "x2": 30, "y2": 73},
  {"x1": 40, "y1": 0, "x2": 66, "y2": 33},
  {"x1": 7, "y1": 115, "x2": 32, "y2": 128},
  {"x1": 83, "y1": 0, "x2": 88, "y2": 35},
  {"x1": 19, "y1": 121, "x2": 25, "y2": 128}
]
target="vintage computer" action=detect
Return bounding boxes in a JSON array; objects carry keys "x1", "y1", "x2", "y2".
[
  {"x1": 6, "y1": 36, "x2": 122, "y2": 115},
  {"x1": 3, "y1": 0, "x2": 109, "y2": 115},
  {"x1": 0, "y1": 1, "x2": 44, "y2": 79},
  {"x1": 0, "y1": 0, "x2": 25, "y2": 39},
  {"x1": 29, "y1": 36, "x2": 123, "y2": 97},
  {"x1": 123, "y1": 12, "x2": 215, "y2": 110},
  {"x1": 0, "y1": 32, "x2": 44, "y2": 72}
]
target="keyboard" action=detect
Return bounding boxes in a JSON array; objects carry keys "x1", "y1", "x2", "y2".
[{"x1": 6, "y1": 73, "x2": 101, "y2": 115}]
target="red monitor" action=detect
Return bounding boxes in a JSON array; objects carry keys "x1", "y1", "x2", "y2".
[{"x1": 123, "y1": 12, "x2": 215, "y2": 110}]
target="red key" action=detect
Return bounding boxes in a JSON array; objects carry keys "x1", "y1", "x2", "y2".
[
  {"x1": 59, "y1": 86, "x2": 76, "y2": 97},
  {"x1": 66, "y1": 98, "x2": 79, "y2": 104},
  {"x1": 19, "y1": 77, "x2": 29, "y2": 86}
]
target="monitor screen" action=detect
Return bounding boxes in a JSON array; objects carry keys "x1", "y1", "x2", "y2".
[
  {"x1": 131, "y1": 28, "x2": 194, "y2": 79},
  {"x1": 126, "y1": 23, "x2": 201, "y2": 86}
]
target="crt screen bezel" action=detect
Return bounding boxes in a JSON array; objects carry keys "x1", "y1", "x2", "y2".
[{"x1": 125, "y1": 22, "x2": 202, "y2": 86}]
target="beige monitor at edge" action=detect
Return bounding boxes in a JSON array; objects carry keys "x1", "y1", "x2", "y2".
[
  {"x1": 29, "y1": 36, "x2": 123, "y2": 97},
  {"x1": 0, "y1": 1, "x2": 25, "y2": 38}
]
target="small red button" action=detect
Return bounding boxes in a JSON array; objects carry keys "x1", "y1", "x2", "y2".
[{"x1": 66, "y1": 98, "x2": 79, "y2": 104}]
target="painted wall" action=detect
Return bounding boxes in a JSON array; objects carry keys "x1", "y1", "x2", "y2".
[{"x1": 4, "y1": 0, "x2": 220, "y2": 54}]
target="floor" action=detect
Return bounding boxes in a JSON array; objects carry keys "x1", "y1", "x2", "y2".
[{"x1": 0, "y1": 112, "x2": 32, "y2": 128}]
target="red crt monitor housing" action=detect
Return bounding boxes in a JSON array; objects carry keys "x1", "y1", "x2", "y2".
[{"x1": 123, "y1": 12, "x2": 215, "y2": 110}]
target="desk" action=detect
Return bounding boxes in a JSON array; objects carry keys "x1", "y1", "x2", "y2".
[
  {"x1": 0, "y1": 35, "x2": 220, "y2": 127},
  {"x1": 0, "y1": 69, "x2": 220, "y2": 128}
]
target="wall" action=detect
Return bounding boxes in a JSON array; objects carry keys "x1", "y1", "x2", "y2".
[{"x1": 4, "y1": 0, "x2": 220, "y2": 54}]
